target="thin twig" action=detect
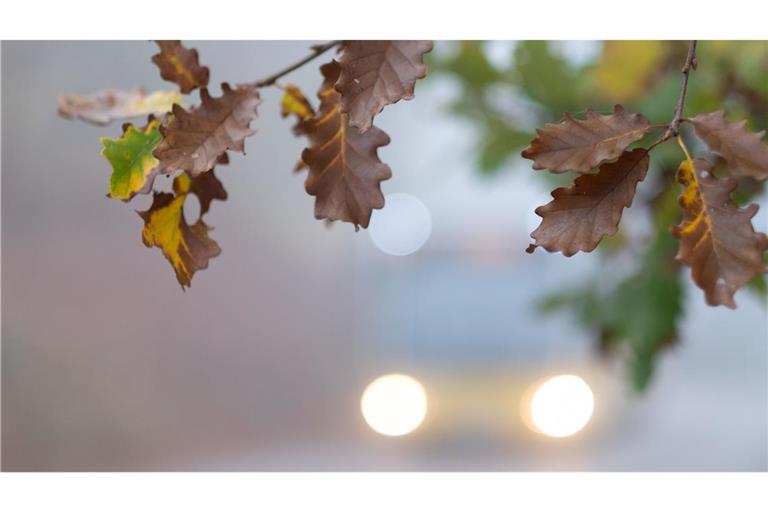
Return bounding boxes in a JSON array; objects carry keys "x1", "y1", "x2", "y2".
[
  {"x1": 666, "y1": 40, "x2": 698, "y2": 138},
  {"x1": 647, "y1": 40, "x2": 698, "y2": 152},
  {"x1": 252, "y1": 41, "x2": 341, "y2": 88}
]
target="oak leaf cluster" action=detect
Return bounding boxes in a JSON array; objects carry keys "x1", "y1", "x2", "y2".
[
  {"x1": 58, "y1": 40, "x2": 432, "y2": 287},
  {"x1": 523, "y1": 104, "x2": 768, "y2": 308},
  {"x1": 57, "y1": 40, "x2": 767, "y2": 307}
]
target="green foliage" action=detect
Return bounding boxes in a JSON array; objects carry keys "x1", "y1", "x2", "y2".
[
  {"x1": 514, "y1": 41, "x2": 583, "y2": 112},
  {"x1": 610, "y1": 188, "x2": 684, "y2": 390},
  {"x1": 747, "y1": 273, "x2": 767, "y2": 304},
  {"x1": 479, "y1": 121, "x2": 531, "y2": 172},
  {"x1": 438, "y1": 41, "x2": 503, "y2": 89}
]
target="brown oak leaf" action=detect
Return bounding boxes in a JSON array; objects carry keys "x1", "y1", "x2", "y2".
[
  {"x1": 672, "y1": 158, "x2": 768, "y2": 308},
  {"x1": 527, "y1": 148, "x2": 650, "y2": 256},
  {"x1": 151, "y1": 40, "x2": 210, "y2": 94},
  {"x1": 138, "y1": 172, "x2": 223, "y2": 289},
  {"x1": 301, "y1": 61, "x2": 392, "y2": 229},
  {"x1": 688, "y1": 111, "x2": 768, "y2": 180},
  {"x1": 154, "y1": 83, "x2": 260, "y2": 177},
  {"x1": 521, "y1": 105, "x2": 652, "y2": 174},
  {"x1": 336, "y1": 40, "x2": 433, "y2": 133},
  {"x1": 190, "y1": 166, "x2": 228, "y2": 216}
]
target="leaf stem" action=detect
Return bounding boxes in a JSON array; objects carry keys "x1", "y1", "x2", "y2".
[
  {"x1": 676, "y1": 135, "x2": 693, "y2": 163},
  {"x1": 252, "y1": 41, "x2": 341, "y2": 88}
]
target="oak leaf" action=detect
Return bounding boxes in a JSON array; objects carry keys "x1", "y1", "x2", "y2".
[
  {"x1": 154, "y1": 83, "x2": 260, "y2": 177},
  {"x1": 190, "y1": 166, "x2": 228, "y2": 216},
  {"x1": 100, "y1": 116, "x2": 164, "y2": 201},
  {"x1": 527, "y1": 148, "x2": 650, "y2": 256},
  {"x1": 521, "y1": 105, "x2": 652, "y2": 173},
  {"x1": 336, "y1": 40, "x2": 433, "y2": 133},
  {"x1": 281, "y1": 84, "x2": 315, "y2": 136},
  {"x1": 672, "y1": 158, "x2": 768, "y2": 308},
  {"x1": 688, "y1": 111, "x2": 768, "y2": 180},
  {"x1": 281, "y1": 84, "x2": 315, "y2": 172},
  {"x1": 302, "y1": 61, "x2": 392, "y2": 228},
  {"x1": 138, "y1": 172, "x2": 224, "y2": 289},
  {"x1": 58, "y1": 88, "x2": 181, "y2": 126},
  {"x1": 151, "y1": 40, "x2": 210, "y2": 94}
]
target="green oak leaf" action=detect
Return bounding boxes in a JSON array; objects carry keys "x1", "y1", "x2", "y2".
[
  {"x1": 514, "y1": 41, "x2": 582, "y2": 114},
  {"x1": 100, "y1": 117, "x2": 163, "y2": 201},
  {"x1": 612, "y1": 233, "x2": 683, "y2": 391},
  {"x1": 433, "y1": 41, "x2": 503, "y2": 89}
]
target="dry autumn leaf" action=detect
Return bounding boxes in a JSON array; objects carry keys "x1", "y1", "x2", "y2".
[
  {"x1": 58, "y1": 88, "x2": 181, "y2": 126},
  {"x1": 672, "y1": 158, "x2": 768, "y2": 308},
  {"x1": 521, "y1": 105, "x2": 652, "y2": 174},
  {"x1": 151, "y1": 40, "x2": 210, "y2": 94},
  {"x1": 154, "y1": 83, "x2": 260, "y2": 177},
  {"x1": 301, "y1": 61, "x2": 392, "y2": 228},
  {"x1": 138, "y1": 171, "x2": 225, "y2": 289},
  {"x1": 688, "y1": 111, "x2": 768, "y2": 180},
  {"x1": 190, "y1": 165, "x2": 228, "y2": 216},
  {"x1": 527, "y1": 148, "x2": 650, "y2": 256},
  {"x1": 281, "y1": 84, "x2": 315, "y2": 172},
  {"x1": 281, "y1": 83, "x2": 315, "y2": 136},
  {"x1": 336, "y1": 40, "x2": 433, "y2": 133}
]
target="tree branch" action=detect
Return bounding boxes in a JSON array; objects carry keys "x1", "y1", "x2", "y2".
[
  {"x1": 252, "y1": 41, "x2": 341, "y2": 88},
  {"x1": 647, "y1": 41, "x2": 698, "y2": 153},
  {"x1": 666, "y1": 40, "x2": 697, "y2": 137}
]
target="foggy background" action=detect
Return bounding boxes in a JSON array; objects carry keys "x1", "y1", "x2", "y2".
[{"x1": 2, "y1": 41, "x2": 766, "y2": 471}]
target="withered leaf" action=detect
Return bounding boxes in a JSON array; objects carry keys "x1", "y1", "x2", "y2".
[
  {"x1": 151, "y1": 40, "x2": 210, "y2": 94},
  {"x1": 281, "y1": 84, "x2": 315, "y2": 136},
  {"x1": 190, "y1": 167, "x2": 228, "y2": 216},
  {"x1": 302, "y1": 61, "x2": 392, "y2": 228},
  {"x1": 58, "y1": 88, "x2": 181, "y2": 126},
  {"x1": 154, "y1": 83, "x2": 260, "y2": 177},
  {"x1": 336, "y1": 40, "x2": 433, "y2": 133},
  {"x1": 521, "y1": 105, "x2": 652, "y2": 173},
  {"x1": 672, "y1": 158, "x2": 768, "y2": 308},
  {"x1": 527, "y1": 148, "x2": 650, "y2": 256},
  {"x1": 688, "y1": 111, "x2": 768, "y2": 180},
  {"x1": 281, "y1": 84, "x2": 315, "y2": 172},
  {"x1": 138, "y1": 171, "x2": 224, "y2": 289}
]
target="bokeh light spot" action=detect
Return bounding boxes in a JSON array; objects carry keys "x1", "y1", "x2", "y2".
[
  {"x1": 369, "y1": 193, "x2": 432, "y2": 256},
  {"x1": 527, "y1": 374, "x2": 594, "y2": 438},
  {"x1": 360, "y1": 374, "x2": 428, "y2": 436}
]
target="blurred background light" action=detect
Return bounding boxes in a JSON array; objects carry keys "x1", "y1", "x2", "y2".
[
  {"x1": 360, "y1": 374, "x2": 428, "y2": 436},
  {"x1": 368, "y1": 193, "x2": 432, "y2": 256},
  {"x1": 526, "y1": 375, "x2": 594, "y2": 438}
]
